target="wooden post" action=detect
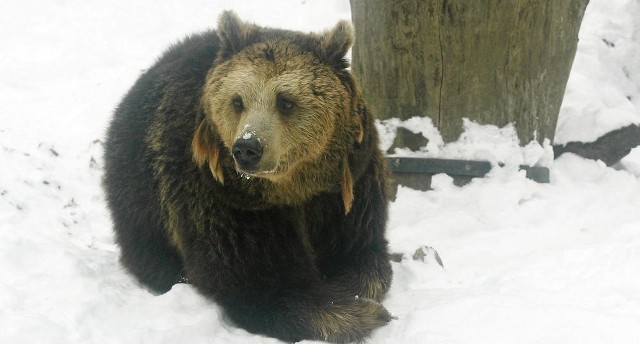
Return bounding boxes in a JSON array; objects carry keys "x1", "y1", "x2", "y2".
[{"x1": 350, "y1": 0, "x2": 589, "y2": 145}]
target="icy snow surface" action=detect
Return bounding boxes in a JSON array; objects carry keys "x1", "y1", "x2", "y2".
[{"x1": 1, "y1": 0, "x2": 639, "y2": 343}]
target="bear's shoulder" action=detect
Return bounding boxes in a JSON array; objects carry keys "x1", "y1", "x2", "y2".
[{"x1": 151, "y1": 31, "x2": 220, "y2": 78}]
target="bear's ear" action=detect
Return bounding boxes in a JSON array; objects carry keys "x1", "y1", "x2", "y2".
[
  {"x1": 217, "y1": 11, "x2": 259, "y2": 59},
  {"x1": 192, "y1": 120, "x2": 224, "y2": 184},
  {"x1": 319, "y1": 20, "x2": 354, "y2": 68}
]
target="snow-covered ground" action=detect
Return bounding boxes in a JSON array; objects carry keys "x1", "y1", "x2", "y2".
[{"x1": 1, "y1": 0, "x2": 639, "y2": 343}]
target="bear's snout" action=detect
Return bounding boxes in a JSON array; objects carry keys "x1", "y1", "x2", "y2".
[{"x1": 232, "y1": 137, "x2": 263, "y2": 171}]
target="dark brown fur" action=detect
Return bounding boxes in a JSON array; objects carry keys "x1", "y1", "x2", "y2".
[{"x1": 104, "y1": 11, "x2": 392, "y2": 343}]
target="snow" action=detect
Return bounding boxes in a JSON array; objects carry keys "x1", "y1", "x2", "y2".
[
  {"x1": 386, "y1": 156, "x2": 640, "y2": 343},
  {"x1": 555, "y1": 0, "x2": 640, "y2": 144},
  {"x1": 1, "y1": 0, "x2": 639, "y2": 343}
]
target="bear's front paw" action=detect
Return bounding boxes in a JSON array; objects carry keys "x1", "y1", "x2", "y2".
[
  {"x1": 329, "y1": 265, "x2": 392, "y2": 303},
  {"x1": 343, "y1": 273, "x2": 391, "y2": 303},
  {"x1": 313, "y1": 297, "x2": 392, "y2": 343}
]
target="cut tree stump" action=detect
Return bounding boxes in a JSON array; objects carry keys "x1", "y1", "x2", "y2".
[
  {"x1": 351, "y1": 0, "x2": 589, "y2": 146},
  {"x1": 553, "y1": 124, "x2": 640, "y2": 166}
]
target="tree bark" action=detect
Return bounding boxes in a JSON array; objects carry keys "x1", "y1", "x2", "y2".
[{"x1": 350, "y1": 0, "x2": 589, "y2": 145}]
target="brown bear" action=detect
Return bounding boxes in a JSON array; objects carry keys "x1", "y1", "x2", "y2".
[{"x1": 104, "y1": 11, "x2": 392, "y2": 343}]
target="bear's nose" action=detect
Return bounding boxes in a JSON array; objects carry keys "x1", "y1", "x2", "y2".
[{"x1": 232, "y1": 137, "x2": 263, "y2": 170}]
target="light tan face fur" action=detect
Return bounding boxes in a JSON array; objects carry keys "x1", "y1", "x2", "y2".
[{"x1": 202, "y1": 42, "x2": 350, "y2": 183}]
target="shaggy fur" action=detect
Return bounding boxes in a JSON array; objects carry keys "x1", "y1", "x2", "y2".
[{"x1": 104, "y1": 11, "x2": 392, "y2": 343}]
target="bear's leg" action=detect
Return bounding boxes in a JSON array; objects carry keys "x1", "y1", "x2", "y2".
[
  {"x1": 181, "y1": 222, "x2": 392, "y2": 343},
  {"x1": 312, "y1": 173, "x2": 393, "y2": 303},
  {"x1": 324, "y1": 245, "x2": 393, "y2": 302},
  {"x1": 105, "y1": 139, "x2": 185, "y2": 293},
  {"x1": 118, "y1": 231, "x2": 185, "y2": 294},
  {"x1": 112, "y1": 207, "x2": 185, "y2": 293}
]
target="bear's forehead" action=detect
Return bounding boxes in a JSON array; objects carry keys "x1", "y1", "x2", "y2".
[
  {"x1": 210, "y1": 40, "x2": 343, "y2": 102},
  {"x1": 218, "y1": 43, "x2": 337, "y2": 89},
  {"x1": 235, "y1": 41, "x2": 320, "y2": 71}
]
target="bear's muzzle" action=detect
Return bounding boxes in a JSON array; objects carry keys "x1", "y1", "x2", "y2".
[{"x1": 232, "y1": 137, "x2": 263, "y2": 172}]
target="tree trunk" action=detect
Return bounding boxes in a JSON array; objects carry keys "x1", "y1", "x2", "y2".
[{"x1": 350, "y1": 0, "x2": 589, "y2": 145}]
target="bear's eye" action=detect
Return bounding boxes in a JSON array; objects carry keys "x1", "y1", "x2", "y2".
[
  {"x1": 276, "y1": 94, "x2": 295, "y2": 115},
  {"x1": 232, "y1": 96, "x2": 244, "y2": 112}
]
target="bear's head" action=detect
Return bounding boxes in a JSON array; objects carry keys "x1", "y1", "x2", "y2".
[{"x1": 193, "y1": 11, "x2": 369, "y2": 212}]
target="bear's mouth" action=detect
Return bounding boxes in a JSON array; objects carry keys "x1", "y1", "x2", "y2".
[
  {"x1": 233, "y1": 157, "x2": 298, "y2": 182},
  {"x1": 237, "y1": 167, "x2": 277, "y2": 178},
  {"x1": 233, "y1": 160, "x2": 283, "y2": 180}
]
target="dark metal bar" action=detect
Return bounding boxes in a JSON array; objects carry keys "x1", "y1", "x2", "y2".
[{"x1": 385, "y1": 157, "x2": 549, "y2": 183}]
